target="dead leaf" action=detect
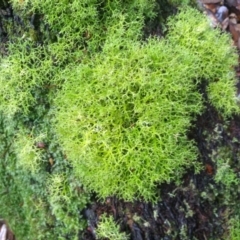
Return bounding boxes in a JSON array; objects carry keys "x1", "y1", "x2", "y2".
[
  {"x1": 205, "y1": 164, "x2": 214, "y2": 175},
  {"x1": 36, "y1": 142, "x2": 46, "y2": 149},
  {"x1": 203, "y1": 3, "x2": 220, "y2": 13},
  {"x1": 229, "y1": 13, "x2": 237, "y2": 24},
  {"x1": 49, "y1": 157, "x2": 54, "y2": 166},
  {"x1": 205, "y1": 10, "x2": 219, "y2": 28},
  {"x1": 234, "y1": 23, "x2": 240, "y2": 31},
  {"x1": 229, "y1": 22, "x2": 240, "y2": 46},
  {"x1": 221, "y1": 17, "x2": 229, "y2": 30}
]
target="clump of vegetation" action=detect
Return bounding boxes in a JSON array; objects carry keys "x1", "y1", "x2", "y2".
[
  {"x1": 96, "y1": 214, "x2": 129, "y2": 240},
  {"x1": 167, "y1": 8, "x2": 239, "y2": 116},
  {"x1": 54, "y1": 8, "x2": 238, "y2": 201},
  {"x1": 14, "y1": 129, "x2": 45, "y2": 173},
  {"x1": 0, "y1": 1, "x2": 158, "y2": 238},
  {"x1": 0, "y1": 0, "x2": 157, "y2": 116},
  {"x1": 200, "y1": 121, "x2": 240, "y2": 240},
  {"x1": 0, "y1": 112, "x2": 90, "y2": 239},
  {"x1": 229, "y1": 217, "x2": 240, "y2": 240},
  {"x1": 0, "y1": 40, "x2": 57, "y2": 115},
  {"x1": 47, "y1": 173, "x2": 89, "y2": 239},
  {"x1": 214, "y1": 156, "x2": 239, "y2": 188},
  {"x1": 205, "y1": 123, "x2": 240, "y2": 190},
  {"x1": 0, "y1": 0, "x2": 239, "y2": 238}
]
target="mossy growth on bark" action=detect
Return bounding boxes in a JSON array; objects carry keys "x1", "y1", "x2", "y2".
[
  {"x1": 53, "y1": 8, "x2": 239, "y2": 201},
  {"x1": 0, "y1": 1, "x2": 239, "y2": 238}
]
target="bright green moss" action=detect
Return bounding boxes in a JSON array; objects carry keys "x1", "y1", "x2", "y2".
[
  {"x1": 0, "y1": 1, "x2": 239, "y2": 238},
  {"x1": 1, "y1": 0, "x2": 156, "y2": 116},
  {"x1": 1, "y1": 0, "x2": 239, "y2": 205},
  {"x1": 54, "y1": 43, "x2": 201, "y2": 201},
  {"x1": 96, "y1": 214, "x2": 129, "y2": 240},
  {"x1": 14, "y1": 129, "x2": 45, "y2": 173},
  {"x1": 229, "y1": 217, "x2": 240, "y2": 240},
  {"x1": 167, "y1": 8, "x2": 239, "y2": 116},
  {"x1": 0, "y1": 112, "x2": 90, "y2": 239},
  {"x1": 10, "y1": 0, "x2": 156, "y2": 52},
  {"x1": 53, "y1": 8, "x2": 239, "y2": 202},
  {"x1": 0, "y1": 40, "x2": 55, "y2": 115}
]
